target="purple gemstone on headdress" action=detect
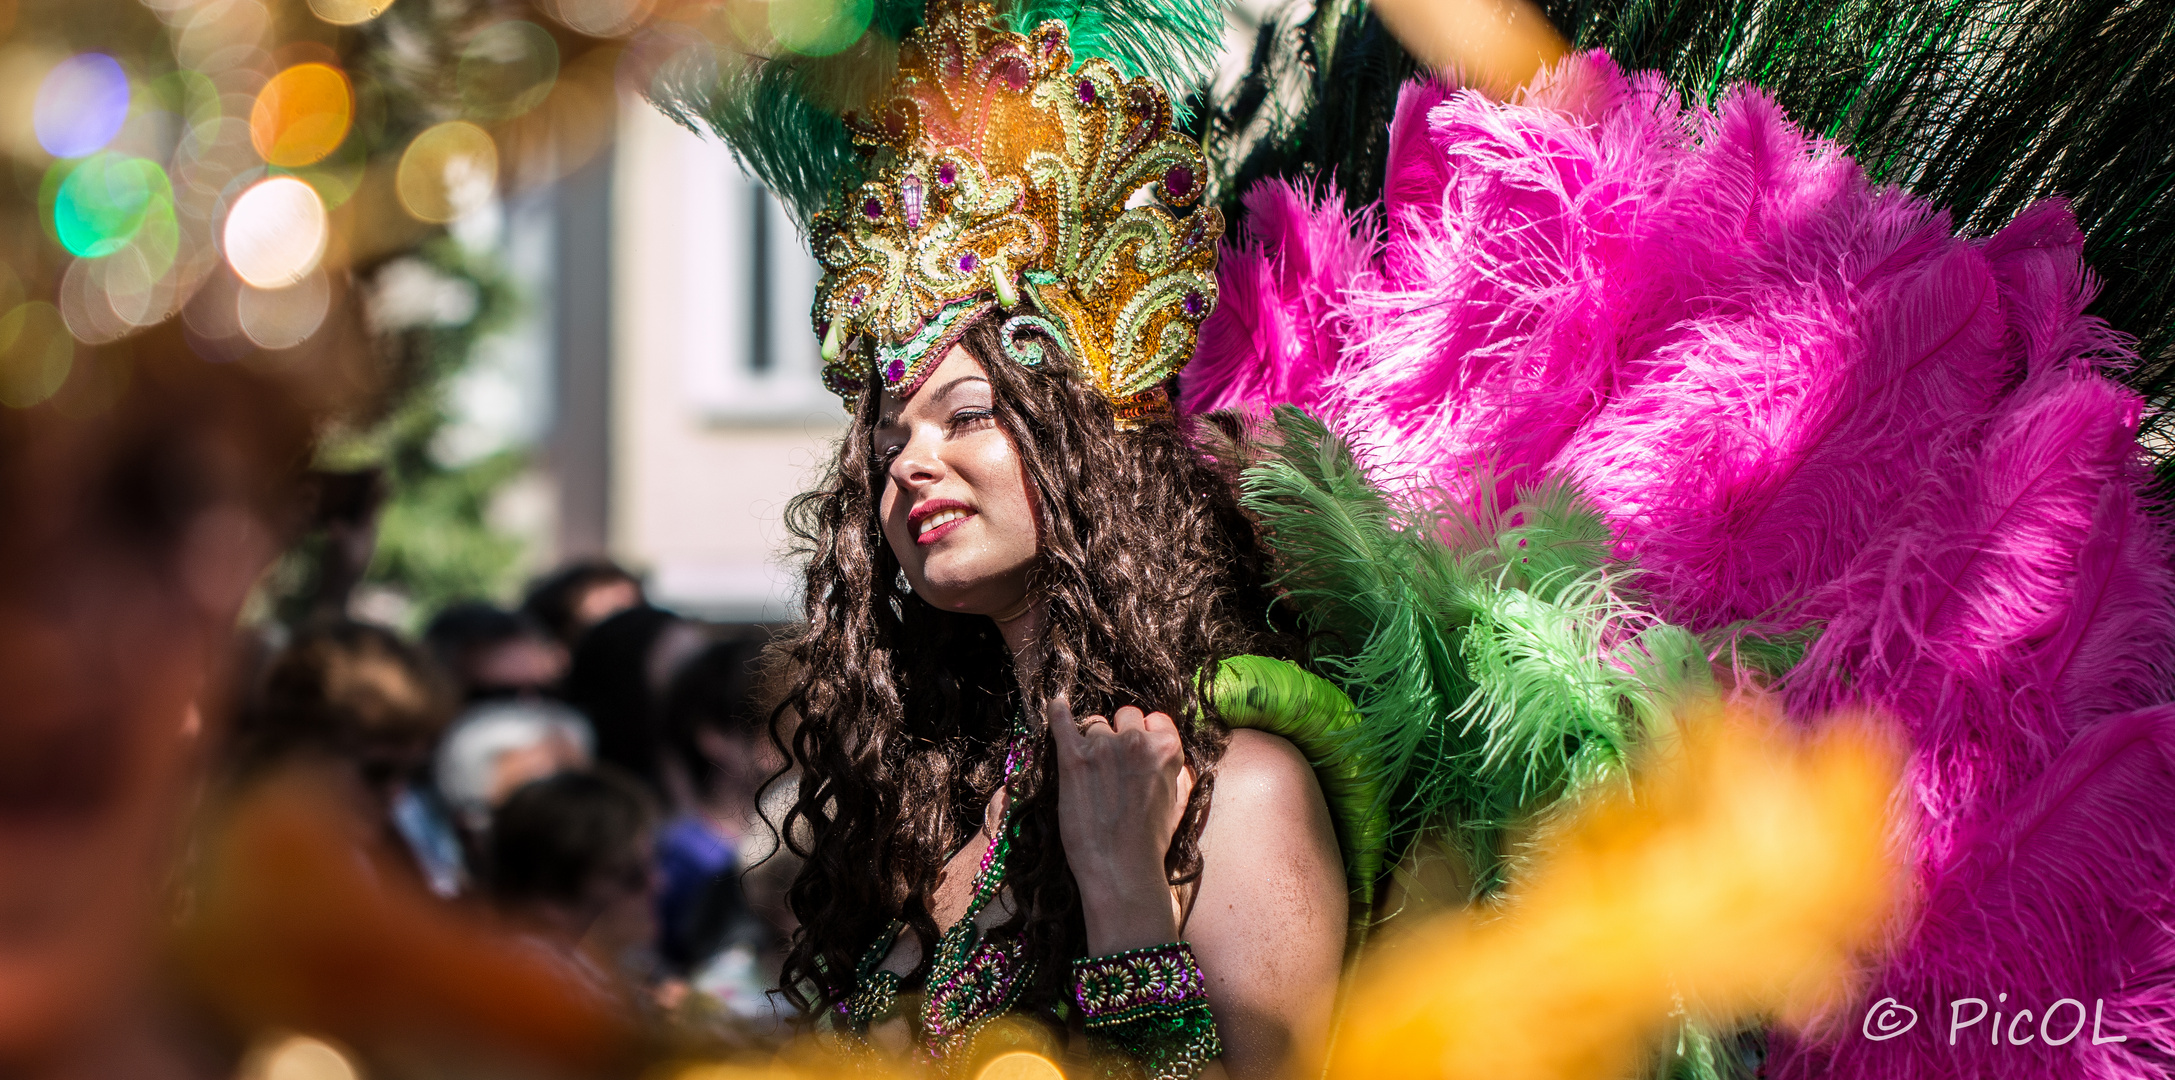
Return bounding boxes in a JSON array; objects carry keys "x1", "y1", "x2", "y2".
[
  {"x1": 1076, "y1": 78, "x2": 1096, "y2": 105},
  {"x1": 958, "y1": 252, "x2": 977, "y2": 272},
  {"x1": 848, "y1": 292, "x2": 864, "y2": 307},
  {"x1": 863, "y1": 197, "x2": 883, "y2": 220},
  {"x1": 1164, "y1": 164, "x2": 1195, "y2": 199},
  {"x1": 901, "y1": 174, "x2": 925, "y2": 229},
  {"x1": 994, "y1": 56, "x2": 1029, "y2": 91},
  {"x1": 1182, "y1": 291, "x2": 1205, "y2": 317},
  {"x1": 937, "y1": 162, "x2": 957, "y2": 185},
  {"x1": 886, "y1": 356, "x2": 906, "y2": 383}
]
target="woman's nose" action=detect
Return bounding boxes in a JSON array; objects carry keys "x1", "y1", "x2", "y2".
[{"x1": 891, "y1": 431, "x2": 944, "y2": 487}]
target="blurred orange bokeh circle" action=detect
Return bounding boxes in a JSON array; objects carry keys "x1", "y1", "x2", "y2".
[{"x1": 250, "y1": 63, "x2": 354, "y2": 168}]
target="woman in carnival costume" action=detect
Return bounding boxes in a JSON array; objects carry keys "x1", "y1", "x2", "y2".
[
  {"x1": 662, "y1": 3, "x2": 1357, "y2": 1077},
  {"x1": 658, "y1": 0, "x2": 2175, "y2": 1077}
]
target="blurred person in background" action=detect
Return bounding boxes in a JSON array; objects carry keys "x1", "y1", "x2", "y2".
[
  {"x1": 423, "y1": 601, "x2": 568, "y2": 703},
  {"x1": 485, "y1": 770, "x2": 661, "y2": 995},
  {"x1": 237, "y1": 620, "x2": 462, "y2": 896},
  {"x1": 0, "y1": 323, "x2": 311, "y2": 1080},
  {"x1": 436, "y1": 698, "x2": 596, "y2": 843},
  {"x1": 655, "y1": 637, "x2": 794, "y2": 1028},
  {"x1": 563, "y1": 605, "x2": 708, "y2": 799},
  {"x1": 521, "y1": 560, "x2": 645, "y2": 650}
]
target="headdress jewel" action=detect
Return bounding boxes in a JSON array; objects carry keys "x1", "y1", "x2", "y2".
[{"x1": 807, "y1": 2, "x2": 1222, "y2": 424}]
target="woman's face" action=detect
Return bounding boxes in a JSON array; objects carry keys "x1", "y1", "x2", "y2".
[{"x1": 875, "y1": 345, "x2": 1040, "y2": 617}]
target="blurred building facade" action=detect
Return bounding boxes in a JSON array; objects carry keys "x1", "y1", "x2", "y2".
[
  {"x1": 607, "y1": 97, "x2": 843, "y2": 623},
  {"x1": 487, "y1": 92, "x2": 842, "y2": 625}
]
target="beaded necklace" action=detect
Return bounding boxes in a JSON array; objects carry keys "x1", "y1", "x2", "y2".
[{"x1": 841, "y1": 710, "x2": 1038, "y2": 1067}]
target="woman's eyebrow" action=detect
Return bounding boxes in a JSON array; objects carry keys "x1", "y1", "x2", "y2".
[{"x1": 931, "y1": 375, "x2": 990, "y2": 403}]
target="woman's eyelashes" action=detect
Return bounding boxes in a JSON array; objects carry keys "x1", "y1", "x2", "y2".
[
  {"x1": 948, "y1": 407, "x2": 996, "y2": 431},
  {"x1": 873, "y1": 407, "x2": 990, "y2": 462}
]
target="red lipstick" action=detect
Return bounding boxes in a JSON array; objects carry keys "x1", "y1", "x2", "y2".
[{"x1": 910, "y1": 499, "x2": 975, "y2": 545}]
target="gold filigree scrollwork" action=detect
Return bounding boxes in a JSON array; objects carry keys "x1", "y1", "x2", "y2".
[{"x1": 807, "y1": 1, "x2": 1216, "y2": 422}]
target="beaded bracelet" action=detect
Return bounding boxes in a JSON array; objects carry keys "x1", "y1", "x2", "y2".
[{"x1": 1072, "y1": 942, "x2": 1221, "y2": 1080}]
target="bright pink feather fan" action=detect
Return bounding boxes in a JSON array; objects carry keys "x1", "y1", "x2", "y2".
[{"x1": 1185, "y1": 51, "x2": 2175, "y2": 1078}]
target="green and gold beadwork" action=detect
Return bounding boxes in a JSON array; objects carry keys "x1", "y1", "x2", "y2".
[
  {"x1": 1072, "y1": 941, "x2": 1222, "y2": 1080},
  {"x1": 808, "y1": 0, "x2": 1221, "y2": 423}
]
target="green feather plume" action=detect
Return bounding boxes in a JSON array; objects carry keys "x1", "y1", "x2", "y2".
[
  {"x1": 649, "y1": 0, "x2": 1228, "y2": 228},
  {"x1": 1235, "y1": 408, "x2": 1715, "y2": 895},
  {"x1": 1005, "y1": 0, "x2": 1225, "y2": 93},
  {"x1": 650, "y1": 52, "x2": 861, "y2": 225}
]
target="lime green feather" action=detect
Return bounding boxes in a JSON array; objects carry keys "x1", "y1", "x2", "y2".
[{"x1": 1208, "y1": 654, "x2": 1386, "y2": 910}]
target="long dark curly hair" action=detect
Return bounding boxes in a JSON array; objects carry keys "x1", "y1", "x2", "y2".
[{"x1": 767, "y1": 311, "x2": 1286, "y2": 1019}]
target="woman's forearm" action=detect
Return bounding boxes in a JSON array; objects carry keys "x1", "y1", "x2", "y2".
[{"x1": 1076, "y1": 873, "x2": 1182, "y2": 955}]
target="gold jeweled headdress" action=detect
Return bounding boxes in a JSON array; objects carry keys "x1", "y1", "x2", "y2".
[{"x1": 806, "y1": 2, "x2": 1222, "y2": 423}]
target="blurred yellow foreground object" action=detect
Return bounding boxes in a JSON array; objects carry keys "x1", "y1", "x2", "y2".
[
  {"x1": 1330, "y1": 699, "x2": 1906, "y2": 1080},
  {"x1": 1368, "y1": 0, "x2": 1569, "y2": 99}
]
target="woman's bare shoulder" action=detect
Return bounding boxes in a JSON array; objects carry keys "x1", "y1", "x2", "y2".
[{"x1": 1205, "y1": 728, "x2": 1329, "y2": 829}]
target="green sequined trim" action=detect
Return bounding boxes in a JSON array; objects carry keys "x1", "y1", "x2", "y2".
[{"x1": 875, "y1": 296, "x2": 996, "y2": 397}]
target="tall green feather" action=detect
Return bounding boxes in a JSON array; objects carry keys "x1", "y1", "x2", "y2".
[
  {"x1": 1005, "y1": 0, "x2": 1224, "y2": 92},
  {"x1": 650, "y1": 53, "x2": 861, "y2": 225}
]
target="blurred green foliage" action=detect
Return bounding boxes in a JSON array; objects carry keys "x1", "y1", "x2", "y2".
[{"x1": 267, "y1": 236, "x2": 532, "y2": 630}]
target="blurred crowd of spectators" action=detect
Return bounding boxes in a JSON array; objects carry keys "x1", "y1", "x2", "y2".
[{"x1": 216, "y1": 559, "x2": 796, "y2": 1047}]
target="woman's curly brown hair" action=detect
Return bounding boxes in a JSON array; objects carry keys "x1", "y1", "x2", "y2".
[{"x1": 766, "y1": 311, "x2": 1286, "y2": 1020}]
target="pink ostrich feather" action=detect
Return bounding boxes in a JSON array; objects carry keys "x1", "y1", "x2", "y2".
[
  {"x1": 1786, "y1": 371, "x2": 2153, "y2": 870},
  {"x1": 1326, "y1": 58, "x2": 1695, "y2": 495},
  {"x1": 1768, "y1": 705, "x2": 2175, "y2": 1080},
  {"x1": 1180, "y1": 179, "x2": 1377, "y2": 416}
]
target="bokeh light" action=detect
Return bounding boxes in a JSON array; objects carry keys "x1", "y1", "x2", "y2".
[
  {"x1": 552, "y1": 0, "x2": 653, "y2": 39},
  {"x1": 251, "y1": 63, "x2": 353, "y2": 167},
  {"x1": 34, "y1": 53, "x2": 131, "y2": 158},
  {"x1": 457, "y1": 21, "x2": 559, "y2": 120},
  {"x1": 53, "y1": 154, "x2": 171, "y2": 259},
  {"x1": 156, "y1": 68, "x2": 224, "y2": 132},
  {"x1": 242, "y1": 1035, "x2": 360, "y2": 1080},
  {"x1": 770, "y1": 0, "x2": 874, "y2": 57},
  {"x1": 58, "y1": 256, "x2": 134, "y2": 344},
  {"x1": 177, "y1": 0, "x2": 271, "y2": 73},
  {"x1": 237, "y1": 269, "x2": 331, "y2": 349},
  {"x1": 99, "y1": 245, "x2": 177, "y2": 327},
  {"x1": 395, "y1": 121, "x2": 498, "y2": 223},
  {"x1": 975, "y1": 1051, "x2": 1065, "y2": 1080},
  {"x1": 222, "y1": 176, "x2": 328, "y2": 288},
  {"x1": 0, "y1": 302, "x2": 75, "y2": 407},
  {"x1": 306, "y1": 0, "x2": 390, "y2": 25},
  {"x1": 294, "y1": 151, "x2": 367, "y2": 210},
  {"x1": 183, "y1": 265, "x2": 246, "y2": 344}
]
